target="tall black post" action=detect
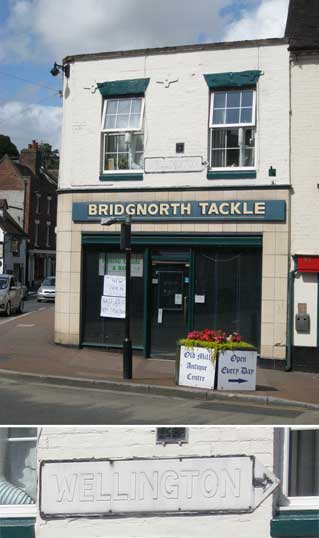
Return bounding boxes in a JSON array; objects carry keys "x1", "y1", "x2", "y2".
[{"x1": 121, "y1": 219, "x2": 132, "y2": 379}]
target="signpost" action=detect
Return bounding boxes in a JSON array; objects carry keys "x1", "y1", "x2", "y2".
[
  {"x1": 40, "y1": 456, "x2": 279, "y2": 518},
  {"x1": 217, "y1": 350, "x2": 257, "y2": 391}
]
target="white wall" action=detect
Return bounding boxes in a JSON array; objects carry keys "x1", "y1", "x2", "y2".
[
  {"x1": 36, "y1": 427, "x2": 275, "y2": 538},
  {"x1": 293, "y1": 272, "x2": 318, "y2": 347},
  {"x1": 291, "y1": 56, "x2": 319, "y2": 256},
  {"x1": 0, "y1": 190, "x2": 24, "y2": 227},
  {"x1": 59, "y1": 42, "x2": 289, "y2": 191}
]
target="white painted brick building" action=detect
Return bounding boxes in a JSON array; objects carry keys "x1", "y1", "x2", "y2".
[{"x1": 56, "y1": 37, "x2": 291, "y2": 364}]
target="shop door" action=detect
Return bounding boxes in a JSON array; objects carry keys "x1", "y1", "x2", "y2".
[{"x1": 151, "y1": 262, "x2": 189, "y2": 357}]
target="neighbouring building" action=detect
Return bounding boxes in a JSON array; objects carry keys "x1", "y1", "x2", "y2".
[
  {"x1": 0, "y1": 199, "x2": 27, "y2": 281},
  {"x1": 0, "y1": 426, "x2": 316, "y2": 538},
  {"x1": 285, "y1": 0, "x2": 319, "y2": 371},
  {"x1": 0, "y1": 141, "x2": 58, "y2": 287},
  {"x1": 56, "y1": 37, "x2": 290, "y2": 364}
]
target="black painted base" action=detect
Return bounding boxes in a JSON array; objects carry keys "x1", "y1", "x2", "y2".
[{"x1": 292, "y1": 346, "x2": 319, "y2": 373}]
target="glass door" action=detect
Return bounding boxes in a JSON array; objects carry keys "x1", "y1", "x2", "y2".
[{"x1": 150, "y1": 251, "x2": 190, "y2": 357}]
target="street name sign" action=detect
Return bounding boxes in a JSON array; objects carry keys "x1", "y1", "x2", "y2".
[
  {"x1": 217, "y1": 350, "x2": 257, "y2": 391},
  {"x1": 40, "y1": 456, "x2": 279, "y2": 518}
]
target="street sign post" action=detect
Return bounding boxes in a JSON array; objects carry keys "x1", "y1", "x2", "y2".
[{"x1": 40, "y1": 455, "x2": 279, "y2": 518}]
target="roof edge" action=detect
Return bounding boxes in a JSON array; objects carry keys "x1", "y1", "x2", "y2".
[{"x1": 63, "y1": 37, "x2": 288, "y2": 65}]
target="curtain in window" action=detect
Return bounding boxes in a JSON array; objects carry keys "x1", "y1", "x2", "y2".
[{"x1": 289, "y1": 429, "x2": 319, "y2": 496}]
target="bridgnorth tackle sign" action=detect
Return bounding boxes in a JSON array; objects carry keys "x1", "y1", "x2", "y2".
[
  {"x1": 72, "y1": 200, "x2": 286, "y2": 222},
  {"x1": 40, "y1": 456, "x2": 279, "y2": 518}
]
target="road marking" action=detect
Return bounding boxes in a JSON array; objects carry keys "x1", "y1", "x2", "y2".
[
  {"x1": 16, "y1": 324, "x2": 35, "y2": 328},
  {"x1": 38, "y1": 308, "x2": 46, "y2": 311},
  {"x1": 0, "y1": 311, "x2": 33, "y2": 326}
]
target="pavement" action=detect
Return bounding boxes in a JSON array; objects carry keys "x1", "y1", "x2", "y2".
[{"x1": 1, "y1": 302, "x2": 319, "y2": 410}]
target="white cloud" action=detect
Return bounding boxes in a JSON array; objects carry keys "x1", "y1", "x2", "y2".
[
  {"x1": 224, "y1": 0, "x2": 289, "y2": 42},
  {"x1": 1, "y1": 0, "x2": 233, "y2": 62},
  {"x1": 0, "y1": 101, "x2": 62, "y2": 150}
]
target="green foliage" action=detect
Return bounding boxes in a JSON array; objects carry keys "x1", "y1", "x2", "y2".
[
  {"x1": 0, "y1": 134, "x2": 19, "y2": 160},
  {"x1": 179, "y1": 338, "x2": 255, "y2": 352}
]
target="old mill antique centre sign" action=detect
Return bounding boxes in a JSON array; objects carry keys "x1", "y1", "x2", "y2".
[
  {"x1": 40, "y1": 456, "x2": 279, "y2": 518},
  {"x1": 72, "y1": 200, "x2": 286, "y2": 222}
]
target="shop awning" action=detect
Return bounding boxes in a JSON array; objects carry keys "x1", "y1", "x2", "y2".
[{"x1": 297, "y1": 256, "x2": 319, "y2": 272}]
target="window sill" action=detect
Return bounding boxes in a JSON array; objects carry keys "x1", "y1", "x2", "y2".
[
  {"x1": 207, "y1": 170, "x2": 257, "y2": 179},
  {"x1": 100, "y1": 173, "x2": 144, "y2": 182},
  {"x1": 271, "y1": 510, "x2": 319, "y2": 537}
]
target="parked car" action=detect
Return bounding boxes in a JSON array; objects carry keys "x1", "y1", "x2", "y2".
[
  {"x1": 0, "y1": 274, "x2": 24, "y2": 316},
  {"x1": 37, "y1": 276, "x2": 56, "y2": 302}
]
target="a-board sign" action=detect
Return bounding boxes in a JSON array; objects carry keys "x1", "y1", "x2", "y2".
[
  {"x1": 40, "y1": 456, "x2": 279, "y2": 518},
  {"x1": 217, "y1": 350, "x2": 257, "y2": 391},
  {"x1": 178, "y1": 346, "x2": 216, "y2": 390}
]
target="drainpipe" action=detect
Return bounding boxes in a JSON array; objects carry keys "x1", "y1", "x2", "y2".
[{"x1": 286, "y1": 256, "x2": 298, "y2": 371}]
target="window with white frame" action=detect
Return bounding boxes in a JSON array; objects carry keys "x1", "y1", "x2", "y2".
[
  {"x1": 35, "y1": 193, "x2": 41, "y2": 214},
  {"x1": 34, "y1": 220, "x2": 39, "y2": 247},
  {"x1": 209, "y1": 89, "x2": 256, "y2": 169},
  {"x1": 101, "y1": 96, "x2": 144, "y2": 173},
  {"x1": 46, "y1": 222, "x2": 51, "y2": 247},
  {"x1": 281, "y1": 427, "x2": 319, "y2": 508},
  {"x1": 0, "y1": 427, "x2": 37, "y2": 512}
]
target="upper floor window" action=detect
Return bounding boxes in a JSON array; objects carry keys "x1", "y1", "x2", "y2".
[
  {"x1": 0, "y1": 427, "x2": 37, "y2": 513},
  {"x1": 209, "y1": 89, "x2": 256, "y2": 169},
  {"x1": 11, "y1": 238, "x2": 20, "y2": 257},
  {"x1": 101, "y1": 97, "x2": 144, "y2": 173},
  {"x1": 34, "y1": 220, "x2": 39, "y2": 247},
  {"x1": 281, "y1": 427, "x2": 319, "y2": 508},
  {"x1": 35, "y1": 193, "x2": 41, "y2": 214},
  {"x1": 46, "y1": 222, "x2": 51, "y2": 247},
  {"x1": 47, "y1": 196, "x2": 52, "y2": 215}
]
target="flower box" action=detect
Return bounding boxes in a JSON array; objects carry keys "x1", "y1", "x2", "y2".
[{"x1": 176, "y1": 329, "x2": 256, "y2": 391}]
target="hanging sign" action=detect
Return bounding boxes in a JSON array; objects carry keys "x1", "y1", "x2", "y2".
[
  {"x1": 217, "y1": 350, "x2": 257, "y2": 391},
  {"x1": 72, "y1": 200, "x2": 286, "y2": 222},
  {"x1": 178, "y1": 346, "x2": 216, "y2": 390},
  {"x1": 40, "y1": 455, "x2": 279, "y2": 518}
]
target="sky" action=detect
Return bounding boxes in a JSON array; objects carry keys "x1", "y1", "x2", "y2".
[{"x1": 0, "y1": 0, "x2": 289, "y2": 153}]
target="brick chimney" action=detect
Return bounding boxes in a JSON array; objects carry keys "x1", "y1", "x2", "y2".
[{"x1": 19, "y1": 140, "x2": 41, "y2": 175}]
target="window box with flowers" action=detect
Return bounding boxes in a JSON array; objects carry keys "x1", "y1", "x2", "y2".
[{"x1": 176, "y1": 329, "x2": 256, "y2": 391}]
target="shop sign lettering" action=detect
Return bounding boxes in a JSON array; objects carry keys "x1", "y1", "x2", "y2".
[
  {"x1": 40, "y1": 456, "x2": 279, "y2": 517},
  {"x1": 72, "y1": 200, "x2": 286, "y2": 222},
  {"x1": 178, "y1": 346, "x2": 216, "y2": 389}
]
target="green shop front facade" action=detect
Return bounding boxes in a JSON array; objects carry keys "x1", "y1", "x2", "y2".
[{"x1": 55, "y1": 187, "x2": 289, "y2": 362}]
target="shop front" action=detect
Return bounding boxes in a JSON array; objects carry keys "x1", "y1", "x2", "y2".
[{"x1": 55, "y1": 188, "x2": 289, "y2": 365}]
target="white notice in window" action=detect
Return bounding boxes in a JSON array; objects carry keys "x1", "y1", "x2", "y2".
[
  {"x1": 103, "y1": 275, "x2": 126, "y2": 298},
  {"x1": 100, "y1": 295, "x2": 125, "y2": 318}
]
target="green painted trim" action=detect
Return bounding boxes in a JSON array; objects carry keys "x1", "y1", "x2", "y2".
[
  {"x1": 82, "y1": 233, "x2": 262, "y2": 247},
  {"x1": 204, "y1": 70, "x2": 262, "y2": 89},
  {"x1": 99, "y1": 174, "x2": 144, "y2": 182},
  {"x1": 97, "y1": 78, "x2": 150, "y2": 97},
  {"x1": 0, "y1": 519, "x2": 35, "y2": 538},
  {"x1": 188, "y1": 248, "x2": 196, "y2": 331},
  {"x1": 271, "y1": 510, "x2": 319, "y2": 537},
  {"x1": 143, "y1": 248, "x2": 151, "y2": 358},
  {"x1": 207, "y1": 170, "x2": 257, "y2": 179},
  {"x1": 81, "y1": 342, "x2": 144, "y2": 351},
  {"x1": 317, "y1": 273, "x2": 319, "y2": 348}
]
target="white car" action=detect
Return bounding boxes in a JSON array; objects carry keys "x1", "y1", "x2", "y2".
[
  {"x1": 37, "y1": 277, "x2": 56, "y2": 302},
  {"x1": 0, "y1": 274, "x2": 24, "y2": 316}
]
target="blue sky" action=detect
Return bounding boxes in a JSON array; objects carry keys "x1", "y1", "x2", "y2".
[{"x1": 0, "y1": 0, "x2": 289, "y2": 152}]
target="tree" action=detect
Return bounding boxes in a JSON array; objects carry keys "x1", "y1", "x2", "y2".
[
  {"x1": 38, "y1": 142, "x2": 59, "y2": 169},
  {"x1": 0, "y1": 135, "x2": 19, "y2": 160}
]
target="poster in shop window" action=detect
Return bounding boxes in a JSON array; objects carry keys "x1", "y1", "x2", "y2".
[
  {"x1": 103, "y1": 275, "x2": 126, "y2": 297},
  {"x1": 100, "y1": 295, "x2": 125, "y2": 318}
]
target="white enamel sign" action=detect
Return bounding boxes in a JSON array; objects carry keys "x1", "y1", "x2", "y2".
[
  {"x1": 40, "y1": 456, "x2": 279, "y2": 517},
  {"x1": 179, "y1": 346, "x2": 216, "y2": 390},
  {"x1": 217, "y1": 350, "x2": 257, "y2": 391}
]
